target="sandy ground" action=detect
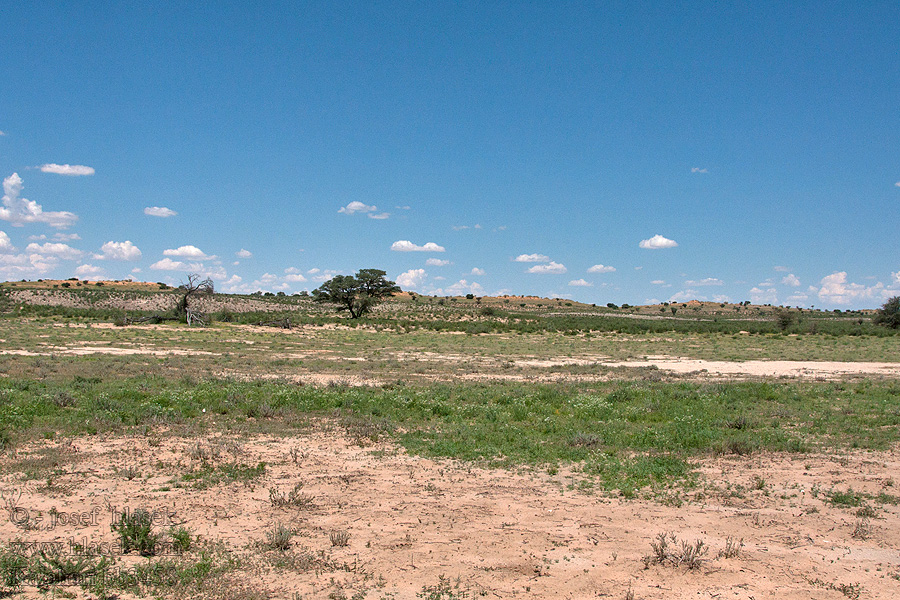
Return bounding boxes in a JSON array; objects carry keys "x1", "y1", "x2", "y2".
[
  {"x1": 1, "y1": 429, "x2": 898, "y2": 599},
  {"x1": 599, "y1": 357, "x2": 900, "y2": 379}
]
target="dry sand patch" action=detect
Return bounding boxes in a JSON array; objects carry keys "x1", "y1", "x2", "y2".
[{"x1": 2, "y1": 430, "x2": 897, "y2": 599}]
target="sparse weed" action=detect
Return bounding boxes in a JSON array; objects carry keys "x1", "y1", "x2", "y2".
[
  {"x1": 263, "y1": 522, "x2": 295, "y2": 551},
  {"x1": 330, "y1": 529, "x2": 351, "y2": 547},
  {"x1": 269, "y1": 483, "x2": 314, "y2": 508},
  {"x1": 719, "y1": 536, "x2": 743, "y2": 559}
]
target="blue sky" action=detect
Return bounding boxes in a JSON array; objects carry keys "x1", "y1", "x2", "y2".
[{"x1": 1, "y1": 2, "x2": 898, "y2": 308}]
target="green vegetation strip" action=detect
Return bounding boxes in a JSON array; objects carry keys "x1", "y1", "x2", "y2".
[{"x1": 3, "y1": 378, "x2": 899, "y2": 495}]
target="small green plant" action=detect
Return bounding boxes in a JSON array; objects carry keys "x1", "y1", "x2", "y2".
[
  {"x1": 111, "y1": 508, "x2": 159, "y2": 556},
  {"x1": 32, "y1": 549, "x2": 110, "y2": 587},
  {"x1": 417, "y1": 574, "x2": 470, "y2": 599},
  {"x1": 169, "y1": 525, "x2": 194, "y2": 553}
]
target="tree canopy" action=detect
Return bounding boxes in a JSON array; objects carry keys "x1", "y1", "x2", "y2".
[
  {"x1": 873, "y1": 296, "x2": 900, "y2": 329},
  {"x1": 312, "y1": 269, "x2": 400, "y2": 318}
]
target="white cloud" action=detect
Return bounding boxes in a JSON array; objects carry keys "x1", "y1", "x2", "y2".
[
  {"x1": 74, "y1": 264, "x2": 106, "y2": 280},
  {"x1": 236, "y1": 249, "x2": 253, "y2": 258},
  {"x1": 25, "y1": 242, "x2": 82, "y2": 260},
  {"x1": 0, "y1": 231, "x2": 15, "y2": 253},
  {"x1": 39, "y1": 164, "x2": 95, "y2": 176},
  {"x1": 306, "y1": 268, "x2": 320, "y2": 274},
  {"x1": 95, "y1": 240, "x2": 141, "y2": 261},
  {"x1": 713, "y1": 294, "x2": 732, "y2": 303},
  {"x1": 53, "y1": 233, "x2": 80, "y2": 241},
  {"x1": 396, "y1": 268, "x2": 427, "y2": 290},
  {"x1": 1, "y1": 173, "x2": 78, "y2": 229},
  {"x1": 369, "y1": 212, "x2": 390, "y2": 220},
  {"x1": 569, "y1": 279, "x2": 592, "y2": 287},
  {"x1": 149, "y1": 257, "x2": 188, "y2": 271},
  {"x1": 0, "y1": 131, "x2": 5, "y2": 136},
  {"x1": 527, "y1": 261, "x2": 567, "y2": 274},
  {"x1": 284, "y1": 272, "x2": 307, "y2": 282},
  {"x1": 470, "y1": 267, "x2": 485, "y2": 276},
  {"x1": 144, "y1": 206, "x2": 177, "y2": 218},
  {"x1": 670, "y1": 290, "x2": 703, "y2": 302},
  {"x1": 587, "y1": 264, "x2": 616, "y2": 273},
  {"x1": 396, "y1": 205, "x2": 411, "y2": 210},
  {"x1": 685, "y1": 277, "x2": 724, "y2": 286},
  {"x1": 639, "y1": 234, "x2": 678, "y2": 249},
  {"x1": 426, "y1": 258, "x2": 450, "y2": 266},
  {"x1": 786, "y1": 293, "x2": 809, "y2": 303},
  {"x1": 338, "y1": 201, "x2": 377, "y2": 215},
  {"x1": 813, "y1": 272, "x2": 897, "y2": 305},
  {"x1": 749, "y1": 287, "x2": 778, "y2": 304},
  {"x1": 691, "y1": 167, "x2": 708, "y2": 174},
  {"x1": 391, "y1": 240, "x2": 446, "y2": 252},
  {"x1": 651, "y1": 280, "x2": 666, "y2": 285},
  {"x1": 164, "y1": 245, "x2": 213, "y2": 259},
  {"x1": 514, "y1": 253, "x2": 549, "y2": 263},
  {"x1": 895, "y1": 182, "x2": 900, "y2": 187},
  {"x1": 452, "y1": 225, "x2": 470, "y2": 231},
  {"x1": 774, "y1": 265, "x2": 790, "y2": 272},
  {"x1": 781, "y1": 273, "x2": 801, "y2": 287},
  {"x1": 892, "y1": 271, "x2": 900, "y2": 286},
  {"x1": 437, "y1": 279, "x2": 484, "y2": 296}
]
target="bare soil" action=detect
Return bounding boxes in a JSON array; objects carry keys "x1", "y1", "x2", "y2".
[{"x1": 2, "y1": 428, "x2": 898, "y2": 599}]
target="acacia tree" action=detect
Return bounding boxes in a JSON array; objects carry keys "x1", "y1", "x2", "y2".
[
  {"x1": 312, "y1": 269, "x2": 400, "y2": 319},
  {"x1": 873, "y1": 296, "x2": 900, "y2": 329}
]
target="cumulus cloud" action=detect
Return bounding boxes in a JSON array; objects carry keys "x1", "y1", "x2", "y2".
[
  {"x1": 781, "y1": 273, "x2": 801, "y2": 287},
  {"x1": 691, "y1": 167, "x2": 708, "y2": 173},
  {"x1": 1, "y1": 173, "x2": 78, "y2": 229},
  {"x1": 396, "y1": 269, "x2": 427, "y2": 290},
  {"x1": 514, "y1": 253, "x2": 549, "y2": 263},
  {"x1": 527, "y1": 261, "x2": 567, "y2": 274},
  {"x1": 95, "y1": 241, "x2": 141, "y2": 261},
  {"x1": 669, "y1": 290, "x2": 703, "y2": 303},
  {"x1": 25, "y1": 242, "x2": 82, "y2": 260},
  {"x1": 338, "y1": 201, "x2": 377, "y2": 215},
  {"x1": 236, "y1": 249, "x2": 252, "y2": 259},
  {"x1": 74, "y1": 264, "x2": 106, "y2": 280},
  {"x1": 0, "y1": 231, "x2": 15, "y2": 253},
  {"x1": 470, "y1": 267, "x2": 485, "y2": 276},
  {"x1": 587, "y1": 264, "x2": 615, "y2": 273},
  {"x1": 685, "y1": 278, "x2": 724, "y2": 286},
  {"x1": 144, "y1": 206, "x2": 177, "y2": 217},
  {"x1": 639, "y1": 234, "x2": 678, "y2": 249},
  {"x1": 391, "y1": 240, "x2": 446, "y2": 252},
  {"x1": 426, "y1": 258, "x2": 450, "y2": 267},
  {"x1": 39, "y1": 164, "x2": 95, "y2": 176},
  {"x1": 569, "y1": 279, "x2": 592, "y2": 287},
  {"x1": 713, "y1": 295, "x2": 732, "y2": 303},
  {"x1": 53, "y1": 233, "x2": 80, "y2": 242},
  {"x1": 164, "y1": 245, "x2": 213, "y2": 260},
  {"x1": 774, "y1": 265, "x2": 790, "y2": 272},
  {"x1": 369, "y1": 212, "x2": 390, "y2": 220},
  {"x1": 283, "y1": 267, "x2": 307, "y2": 282},
  {"x1": 149, "y1": 257, "x2": 188, "y2": 271},
  {"x1": 893, "y1": 271, "x2": 900, "y2": 286},
  {"x1": 749, "y1": 287, "x2": 778, "y2": 304},
  {"x1": 813, "y1": 272, "x2": 896, "y2": 305},
  {"x1": 437, "y1": 279, "x2": 485, "y2": 296},
  {"x1": 651, "y1": 280, "x2": 666, "y2": 285},
  {"x1": 896, "y1": 182, "x2": 900, "y2": 187}
]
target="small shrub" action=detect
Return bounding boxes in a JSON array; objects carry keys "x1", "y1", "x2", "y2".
[
  {"x1": 264, "y1": 523, "x2": 294, "y2": 551},
  {"x1": 112, "y1": 508, "x2": 159, "y2": 556},
  {"x1": 330, "y1": 529, "x2": 351, "y2": 547}
]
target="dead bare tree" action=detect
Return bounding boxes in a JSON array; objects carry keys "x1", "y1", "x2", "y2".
[{"x1": 176, "y1": 274, "x2": 214, "y2": 325}]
